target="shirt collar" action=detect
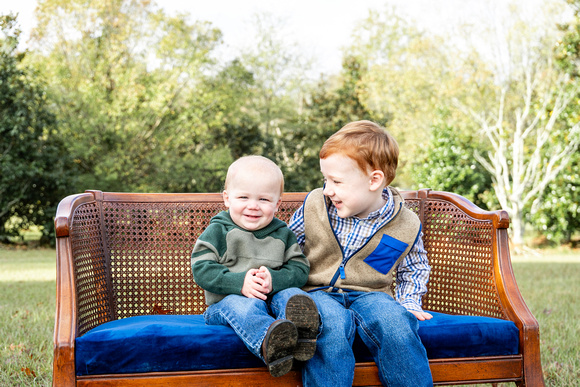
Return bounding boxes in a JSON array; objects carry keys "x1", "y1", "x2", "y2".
[{"x1": 363, "y1": 187, "x2": 393, "y2": 220}]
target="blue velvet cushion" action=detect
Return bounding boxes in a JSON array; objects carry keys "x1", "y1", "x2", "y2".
[
  {"x1": 75, "y1": 315, "x2": 263, "y2": 376},
  {"x1": 75, "y1": 311, "x2": 519, "y2": 376}
]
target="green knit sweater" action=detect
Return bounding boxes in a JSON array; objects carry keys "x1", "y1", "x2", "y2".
[{"x1": 191, "y1": 211, "x2": 310, "y2": 305}]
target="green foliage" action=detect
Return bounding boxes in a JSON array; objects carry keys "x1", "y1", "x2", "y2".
[
  {"x1": 536, "y1": 0, "x2": 580, "y2": 244},
  {"x1": 28, "y1": 0, "x2": 229, "y2": 194},
  {"x1": 1, "y1": 0, "x2": 577, "y2": 249},
  {"x1": 530, "y1": 158, "x2": 580, "y2": 244},
  {"x1": 203, "y1": 60, "x2": 264, "y2": 160},
  {"x1": 437, "y1": 2, "x2": 580, "y2": 245},
  {"x1": 239, "y1": 13, "x2": 311, "y2": 133},
  {"x1": 556, "y1": 0, "x2": 580, "y2": 77},
  {"x1": 233, "y1": 13, "x2": 325, "y2": 191},
  {"x1": 411, "y1": 116, "x2": 493, "y2": 208},
  {"x1": 0, "y1": 14, "x2": 72, "y2": 244},
  {"x1": 281, "y1": 56, "x2": 376, "y2": 192},
  {"x1": 344, "y1": 6, "x2": 463, "y2": 187}
]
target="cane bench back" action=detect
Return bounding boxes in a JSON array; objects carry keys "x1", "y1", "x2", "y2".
[{"x1": 65, "y1": 190, "x2": 507, "y2": 336}]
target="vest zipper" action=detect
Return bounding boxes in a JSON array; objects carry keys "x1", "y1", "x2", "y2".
[
  {"x1": 325, "y1": 198, "x2": 347, "y2": 287},
  {"x1": 328, "y1": 200, "x2": 403, "y2": 287}
]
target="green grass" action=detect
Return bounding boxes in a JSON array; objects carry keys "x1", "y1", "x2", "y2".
[
  {"x1": 0, "y1": 247, "x2": 55, "y2": 387},
  {"x1": 0, "y1": 246, "x2": 578, "y2": 386},
  {"x1": 511, "y1": 252, "x2": 580, "y2": 386}
]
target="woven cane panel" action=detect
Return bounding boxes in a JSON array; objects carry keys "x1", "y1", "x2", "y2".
[
  {"x1": 391, "y1": 199, "x2": 421, "y2": 296},
  {"x1": 101, "y1": 201, "x2": 221, "y2": 319},
  {"x1": 277, "y1": 201, "x2": 304, "y2": 223},
  {"x1": 420, "y1": 199, "x2": 504, "y2": 319},
  {"x1": 403, "y1": 199, "x2": 420, "y2": 217},
  {"x1": 70, "y1": 202, "x2": 112, "y2": 336},
  {"x1": 100, "y1": 200, "x2": 306, "y2": 320}
]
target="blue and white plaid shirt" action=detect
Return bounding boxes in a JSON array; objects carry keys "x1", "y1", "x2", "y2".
[{"x1": 289, "y1": 188, "x2": 430, "y2": 312}]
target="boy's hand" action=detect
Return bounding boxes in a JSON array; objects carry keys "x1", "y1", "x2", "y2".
[
  {"x1": 409, "y1": 310, "x2": 433, "y2": 321},
  {"x1": 241, "y1": 267, "x2": 272, "y2": 300}
]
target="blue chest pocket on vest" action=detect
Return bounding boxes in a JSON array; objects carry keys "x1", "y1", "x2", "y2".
[{"x1": 363, "y1": 234, "x2": 409, "y2": 275}]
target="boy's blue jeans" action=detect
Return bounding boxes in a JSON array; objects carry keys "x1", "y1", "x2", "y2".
[
  {"x1": 203, "y1": 287, "x2": 309, "y2": 361},
  {"x1": 302, "y1": 290, "x2": 433, "y2": 387}
]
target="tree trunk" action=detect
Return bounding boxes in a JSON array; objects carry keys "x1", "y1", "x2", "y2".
[{"x1": 510, "y1": 209, "x2": 525, "y2": 246}]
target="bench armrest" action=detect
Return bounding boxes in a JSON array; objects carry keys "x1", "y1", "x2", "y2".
[
  {"x1": 53, "y1": 193, "x2": 101, "y2": 387},
  {"x1": 404, "y1": 189, "x2": 543, "y2": 386}
]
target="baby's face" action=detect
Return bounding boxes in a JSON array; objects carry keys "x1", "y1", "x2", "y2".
[{"x1": 223, "y1": 171, "x2": 281, "y2": 231}]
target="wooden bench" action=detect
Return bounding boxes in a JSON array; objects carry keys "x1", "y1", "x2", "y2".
[{"x1": 53, "y1": 189, "x2": 544, "y2": 386}]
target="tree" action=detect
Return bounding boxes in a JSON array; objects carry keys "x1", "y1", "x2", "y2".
[
  {"x1": 413, "y1": 111, "x2": 493, "y2": 208},
  {"x1": 143, "y1": 59, "x2": 260, "y2": 193},
  {"x1": 454, "y1": 2, "x2": 580, "y2": 246},
  {"x1": 343, "y1": 6, "x2": 463, "y2": 188},
  {"x1": 28, "y1": 0, "x2": 228, "y2": 193},
  {"x1": 238, "y1": 13, "x2": 312, "y2": 138},
  {"x1": 203, "y1": 60, "x2": 263, "y2": 160},
  {"x1": 556, "y1": 0, "x2": 580, "y2": 78},
  {"x1": 282, "y1": 56, "x2": 376, "y2": 191},
  {"x1": 232, "y1": 13, "x2": 325, "y2": 191},
  {"x1": 530, "y1": 163, "x2": 580, "y2": 244},
  {"x1": 529, "y1": 0, "x2": 580, "y2": 244},
  {"x1": 0, "y1": 14, "x2": 72, "y2": 243}
]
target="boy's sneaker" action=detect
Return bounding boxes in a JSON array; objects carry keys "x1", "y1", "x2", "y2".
[
  {"x1": 262, "y1": 319, "x2": 298, "y2": 377},
  {"x1": 285, "y1": 294, "x2": 320, "y2": 361}
]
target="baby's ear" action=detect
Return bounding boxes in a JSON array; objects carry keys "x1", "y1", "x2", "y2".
[
  {"x1": 222, "y1": 190, "x2": 231, "y2": 208},
  {"x1": 369, "y1": 170, "x2": 385, "y2": 191}
]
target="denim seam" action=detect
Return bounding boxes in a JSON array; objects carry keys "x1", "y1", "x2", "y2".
[
  {"x1": 352, "y1": 309, "x2": 393, "y2": 386},
  {"x1": 217, "y1": 309, "x2": 267, "y2": 360},
  {"x1": 270, "y1": 301, "x2": 282, "y2": 319},
  {"x1": 352, "y1": 309, "x2": 381, "y2": 349}
]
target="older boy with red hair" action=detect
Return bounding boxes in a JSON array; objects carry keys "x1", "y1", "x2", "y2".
[{"x1": 289, "y1": 121, "x2": 433, "y2": 386}]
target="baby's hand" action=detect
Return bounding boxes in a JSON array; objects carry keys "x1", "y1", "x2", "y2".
[
  {"x1": 255, "y1": 266, "x2": 272, "y2": 294},
  {"x1": 241, "y1": 268, "x2": 270, "y2": 300},
  {"x1": 409, "y1": 310, "x2": 433, "y2": 321}
]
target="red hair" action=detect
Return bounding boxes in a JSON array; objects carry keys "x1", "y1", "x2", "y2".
[{"x1": 319, "y1": 120, "x2": 399, "y2": 185}]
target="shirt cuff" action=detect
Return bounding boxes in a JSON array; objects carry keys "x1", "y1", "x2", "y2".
[{"x1": 399, "y1": 299, "x2": 423, "y2": 313}]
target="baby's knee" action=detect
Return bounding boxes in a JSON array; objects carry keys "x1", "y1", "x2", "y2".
[{"x1": 221, "y1": 295, "x2": 266, "y2": 316}]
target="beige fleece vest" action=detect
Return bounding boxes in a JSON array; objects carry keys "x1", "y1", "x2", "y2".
[{"x1": 302, "y1": 188, "x2": 421, "y2": 296}]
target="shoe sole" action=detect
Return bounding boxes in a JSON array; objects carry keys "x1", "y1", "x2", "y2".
[
  {"x1": 285, "y1": 294, "x2": 319, "y2": 361},
  {"x1": 263, "y1": 320, "x2": 298, "y2": 377}
]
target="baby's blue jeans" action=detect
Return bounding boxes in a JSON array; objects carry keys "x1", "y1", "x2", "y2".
[{"x1": 203, "y1": 287, "x2": 309, "y2": 361}]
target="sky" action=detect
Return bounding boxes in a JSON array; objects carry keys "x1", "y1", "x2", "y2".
[{"x1": 2, "y1": 0, "x2": 555, "y2": 75}]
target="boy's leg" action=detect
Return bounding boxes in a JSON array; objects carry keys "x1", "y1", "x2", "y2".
[
  {"x1": 350, "y1": 292, "x2": 433, "y2": 387},
  {"x1": 269, "y1": 287, "x2": 309, "y2": 317},
  {"x1": 270, "y1": 288, "x2": 320, "y2": 361},
  {"x1": 204, "y1": 295, "x2": 275, "y2": 358},
  {"x1": 300, "y1": 291, "x2": 357, "y2": 387}
]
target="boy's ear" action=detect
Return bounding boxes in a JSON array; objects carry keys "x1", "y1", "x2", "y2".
[
  {"x1": 222, "y1": 190, "x2": 231, "y2": 208},
  {"x1": 369, "y1": 170, "x2": 385, "y2": 191}
]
